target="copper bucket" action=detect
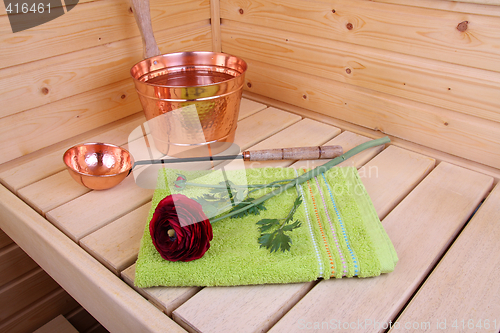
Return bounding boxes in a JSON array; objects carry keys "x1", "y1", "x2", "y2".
[{"x1": 130, "y1": 52, "x2": 247, "y2": 157}]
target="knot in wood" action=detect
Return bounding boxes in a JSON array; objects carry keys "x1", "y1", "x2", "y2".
[
  {"x1": 346, "y1": 23, "x2": 353, "y2": 30},
  {"x1": 457, "y1": 21, "x2": 468, "y2": 32},
  {"x1": 239, "y1": 8, "x2": 244, "y2": 14},
  {"x1": 246, "y1": 82, "x2": 252, "y2": 88},
  {"x1": 41, "y1": 87, "x2": 49, "y2": 95},
  {"x1": 346, "y1": 68, "x2": 352, "y2": 74}
]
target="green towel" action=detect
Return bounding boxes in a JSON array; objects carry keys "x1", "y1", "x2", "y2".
[{"x1": 134, "y1": 166, "x2": 397, "y2": 287}]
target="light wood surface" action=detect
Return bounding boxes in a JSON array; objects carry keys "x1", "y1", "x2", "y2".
[
  {"x1": 220, "y1": 0, "x2": 500, "y2": 72},
  {"x1": 269, "y1": 162, "x2": 493, "y2": 333},
  {"x1": 34, "y1": 315, "x2": 79, "y2": 333},
  {"x1": 80, "y1": 203, "x2": 151, "y2": 275},
  {"x1": 242, "y1": 118, "x2": 340, "y2": 169},
  {"x1": 122, "y1": 264, "x2": 201, "y2": 317},
  {"x1": 238, "y1": 98, "x2": 268, "y2": 120},
  {"x1": 371, "y1": 0, "x2": 500, "y2": 16},
  {"x1": 359, "y1": 145, "x2": 435, "y2": 219},
  {"x1": 0, "y1": 268, "x2": 60, "y2": 322},
  {"x1": 291, "y1": 131, "x2": 384, "y2": 170},
  {"x1": 210, "y1": 0, "x2": 222, "y2": 52},
  {"x1": 222, "y1": 20, "x2": 500, "y2": 123},
  {"x1": 0, "y1": 184, "x2": 186, "y2": 333},
  {"x1": 243, "y1": 59, "x2": 500, "y2": 169},
  {"x1": 0, "y1": 0, "x2": 210, "y2": 70},
  {"x1": 393, "y1": 183, "x2": 500, "y2": 330},
  {"x1": 233, "y1": 107, "x2": 302, "y2": 149}
]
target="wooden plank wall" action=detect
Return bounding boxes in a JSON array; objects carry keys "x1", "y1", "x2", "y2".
[
  {"x1": 0, "y1": 0, "x2": 213, "y2": 331},
  {"x1": 220, "y1": 0, "x2": 500, "y2": 169},
  {"x1": 0, "y1": 0, "x2": 213, "y2": 165}
]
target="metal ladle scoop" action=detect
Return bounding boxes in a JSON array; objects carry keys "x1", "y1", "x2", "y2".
[{"x1": 63, "y1": 143, "x2": 343, "y2": 190}]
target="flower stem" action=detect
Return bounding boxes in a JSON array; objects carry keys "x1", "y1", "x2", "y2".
[{"x1": 209, "y1": 136, "x2": 390, "y2": 223}]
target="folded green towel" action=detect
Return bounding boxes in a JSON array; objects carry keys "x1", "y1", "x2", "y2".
[{"x1": 134, "y1": 166, "x2": 397, "y2": 287}]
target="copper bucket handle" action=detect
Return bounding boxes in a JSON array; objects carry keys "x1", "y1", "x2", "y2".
[{"x1": 131, "y1": 0, "x2": 161, "y2": 59}]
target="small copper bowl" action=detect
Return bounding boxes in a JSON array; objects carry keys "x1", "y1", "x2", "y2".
[{"x1": 63, "y1": 143, "x2": 133, "y2": 190}]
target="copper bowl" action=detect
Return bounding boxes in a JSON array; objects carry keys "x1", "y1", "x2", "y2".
[{"x1": 63, "y1": 143, "x2": 133, "y2": 190}]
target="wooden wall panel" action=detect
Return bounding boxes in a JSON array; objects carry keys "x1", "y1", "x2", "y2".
[
  {"x1": 0, "y1": 288, "x2": 80, "y2": 333},
  {"x1": 221, "y1": 21, "x2": 500, "y2": 122},
  {"x1": 0, "y1": 23, "x2": 212, "y2": 164},
  {"x1": 0, "y1": 22, "x2": 212, "y2": 119},
  {"x1": 242, "y1": 59, "x2": 500, "y2": 168},
  {"x1": 0, "y1": 244, "x2": 38, "y2": 287},
  {"x1": 371, "y1": 0, "x2": 500, "y2": 16},
  {"x1": 0, "y1": 0, "x2": 210, "y2": 69},
  {"x1": 0, "y1": 268, "x2": 60, "y2": 322},
  {"x1": 0, "y1": 229, "x2": 13, "y2": 250},
  {"x1": 220, "y1": 0, "x2": 500, "y2": 72}
]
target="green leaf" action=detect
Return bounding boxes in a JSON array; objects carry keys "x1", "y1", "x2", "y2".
[
  {"x1": 282, "y1": 220, "x2": 301, "y2": 232},
  {"x1": 258, "y1": 232, "x2": 275, "y2": 249},
  {"x1": 256, "y1": 218, "x2": 279, "y2": 233},
  {"x1": 271, "y1": 230, "x2": 292, "y2": 252}
]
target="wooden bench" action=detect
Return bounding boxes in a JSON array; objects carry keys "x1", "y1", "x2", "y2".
[{"x1": 1, "y1": 98, "x2": 499, "y2": 332}]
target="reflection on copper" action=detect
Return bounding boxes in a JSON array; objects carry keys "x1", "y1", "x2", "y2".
[
  {"x1": 63, "y1": 143, "x2": 133, "y2": 190},
  {"x1": 130, "y1": 51, "x2": 247, "y2": 158}
]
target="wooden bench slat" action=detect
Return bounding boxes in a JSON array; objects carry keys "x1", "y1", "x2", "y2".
[
  {"x1": 291, "y1": 131, "x2": 384, "y2": 170},
  {"x1": 121, "y1": 264, "x2": 200, "y2": 317},
  {"x1": 237, "y1": 98, "x2": 267, "y2": 120},
  {"x1": 33, "y1": 315, "x2": 79, "y2": 333},
  {"x1": 243, "y1": 118, "x2": 341, "y2": 169},
  {"x1": 269, "y1": 162, "x2": 493, "y2": 333},
  {"x1": 80, "y1": 203, "x2": 150, "y2": 275},
  {"x1": 46, "y1": 176, "x2": 154, "y2": 242},
  {"x1": 234, "y1": 107, "x2": 302, "y2": 150},
  {"x1": 393, "y1": 183, "x2": 500, "y2": 330},
  {"x1": 0, "y1": 115, "x2": 146, "y2": 193},
  {"x1": 46, "y1": 108, "x2": 300, "y2": 242},
  {"x1": 360, "y1": 145, "x2": 435, "y2": 219}
]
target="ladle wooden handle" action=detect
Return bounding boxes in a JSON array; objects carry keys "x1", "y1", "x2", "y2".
[
  {"x1": 130, "y1": 0, "x2": 161, "y2": 59},
  {"x1": 242, "y1": 145, "x2": 343, "y2": 161}
]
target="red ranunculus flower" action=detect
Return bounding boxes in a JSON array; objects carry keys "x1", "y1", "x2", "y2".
[{"x1": 149, "y1": 194, "x2": 213, "y2": 262}]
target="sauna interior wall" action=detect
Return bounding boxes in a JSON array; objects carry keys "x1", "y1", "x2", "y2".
[
  {"x1": 0, "y1": 0, "x2": 212, "y2": 331},
  {"x1": 220, "y1": 0, "x2": 500, "y2": 169}
]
